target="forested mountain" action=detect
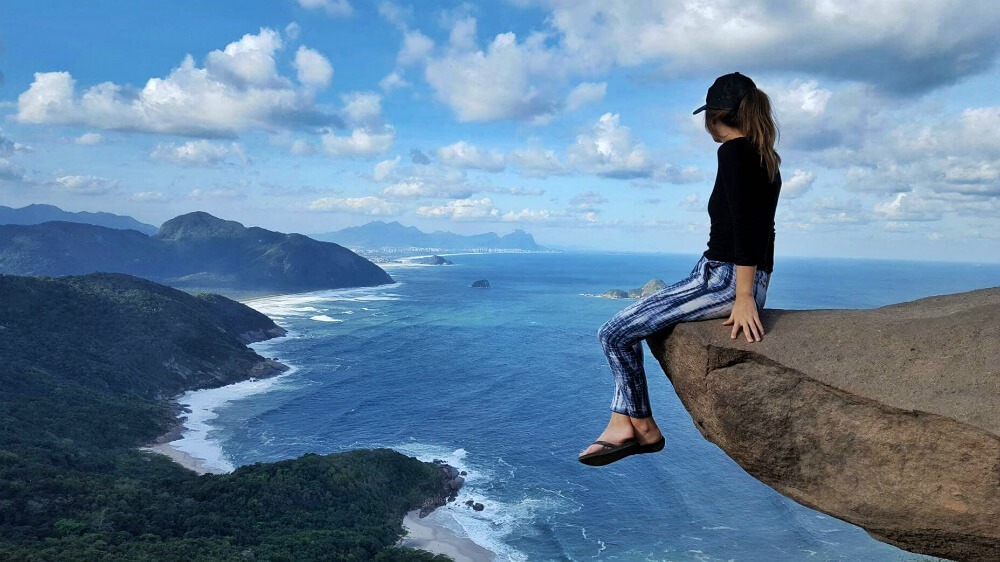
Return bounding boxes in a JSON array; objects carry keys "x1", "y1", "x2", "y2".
[
  {"x1": 0, "y1": 272, "x2": 452, "y2": 561},
  {"x1": 0, "y1": 211, "x2": 394, "y2": 295},
  {"x1": 0, "y1": 203, "x2": 158, "y2": 235}
]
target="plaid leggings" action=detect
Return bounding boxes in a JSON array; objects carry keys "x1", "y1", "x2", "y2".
[{"x1": 598, "y1": 254, "x2": 770, "y2": 418}]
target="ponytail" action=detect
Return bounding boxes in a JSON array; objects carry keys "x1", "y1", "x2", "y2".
[{"x1": 703, "y1": 87, "x2": 782, "y2": 182}]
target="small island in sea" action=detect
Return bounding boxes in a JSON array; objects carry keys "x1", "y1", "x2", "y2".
[
  {"x1": 403, "y1": 254, "x2": 455, "y2": 266},
  {"x1": 596, "y1": 278, "x2": 667, "y2": 299}
]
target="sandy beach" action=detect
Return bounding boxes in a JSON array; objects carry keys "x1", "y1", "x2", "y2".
[
  {"x1": 398, "y1": 509, "x2": 496, "y2": 562},
  {"x1": 136, "y1": 397, "x2": 230, "y2": 475}
]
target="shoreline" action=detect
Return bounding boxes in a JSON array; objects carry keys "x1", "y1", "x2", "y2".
[
  {"x1": 398, "y1": 509, "x2": 497, "y2": 562},
  {"x1": 139, "y1": 288, "x2": 502, "y2": 561},
  {"x1": 137, "y1": 397, "x2": 221, "y2": 475}
]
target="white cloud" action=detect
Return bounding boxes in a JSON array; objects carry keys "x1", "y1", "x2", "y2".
[
  {"x1": 379, "y1": 70, "x2": 410, "y2": 92},
  {"x1": 290, "y1": 139, "x2": 316, "y2": 155},
  {"x1": 506, "y1": 147, "x2": 565, "y2": 178},
  {"x1": 340, "y1": 92, "x2": 383, "y2": 127},
  {"x1": 873, "y1": 191, "x2": 944, "y2": 221},
  {"x1": 150, "y1": 140, "x2": 249, "y2": 167},
  {"x1": 0, "y1": 128, "x2": 31, "y2": 154},
  {"x1": 568, "y1": 113, "x2": 654, "y2": 179},
  {"x1": 129, "y1": 191, "x2": 169, "y2": 202},
  {"x1": 204, "y1": 28, "x2": 285, "y2": 88},
  {"x1": 308, "y1": 195, "x2": 399, "y2": 215},
  {"x1": 782, "y1": 169, "x2": 816, "y2": 198},
  {"x1": 15, "y1": 28, "x2": 334, "y2": 137},
  {"x1": 374, "y1": 156, "x2": 401, "y2": 181},
  {"x1": 297, "y1": 0, "x2": 353, "y2": 17},
  {"x1": 74, "y1": 133, "x2": 103, "y2": 145},
  {"x1": 53, "y1": 175, "x2": 119, "y2": 195},
  {"x1": 415, "y1": 196, "x2": 588, "y2": 225},
  {"x1": 381, "y1": 178, "x2": 474, "y2": 199},
  {"x1": 499, "y1": 208, "x2": 553, "y2": 222},
  {"x1": 435, "y1": 141, "x2": 506, "y2": 172},
  {"x1": 398, "y1": 30, "x2": 434, "y2": 66},
  {"x1": 294, "y1": 46, "x2": 334, "y2": 88},
  {"x1": 565, "y1": 82, "x2": 606, "y2": 111},
  {"x1": 377, "y1": 1, "x2": 412, "y2": 29},
  {"x1": 321, "y1": 125, "x2": 395, "y2": 157},
  {"x1": 423, "y1": 28, "x2": 564, "y2": 122},
  {"x1": 530, "y1": 0, "x2": 1000, "y2": 93},
  {"x1": 417, "y1": 197, "x2": 500, "y2": 220}
]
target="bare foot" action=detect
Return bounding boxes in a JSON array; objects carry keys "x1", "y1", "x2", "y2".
[{"x1": 579, "y1": 413, "x2": 664, "y2": 458}]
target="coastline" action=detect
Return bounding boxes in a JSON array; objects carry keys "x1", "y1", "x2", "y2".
[
  {"x1": 137, "y1": 397, "x2": 223, "y2": 475},
  {"x1": 138, "y1": 287, "x2": 502, "y2": 561},
  {"x1": 398, "y1": 509, "x2": 496, "y2": 562}
]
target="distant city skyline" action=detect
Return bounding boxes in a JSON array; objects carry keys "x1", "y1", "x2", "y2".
[{"x1": 2, "y1": 1, "x2": 999, "y2": 262}]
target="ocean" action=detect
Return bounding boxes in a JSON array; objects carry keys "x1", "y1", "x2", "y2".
[{"x1": 167, "y1": 251, "x2": 999, "y2": 561}]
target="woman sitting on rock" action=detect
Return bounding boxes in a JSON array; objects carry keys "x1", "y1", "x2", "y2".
[{"x1": 579, "y1": 72, "x2": 782, "y2": 466}]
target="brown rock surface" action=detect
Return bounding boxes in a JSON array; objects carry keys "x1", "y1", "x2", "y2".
[{"x1": 646, "y1": 286, "x2": 1000, "y2": 562}]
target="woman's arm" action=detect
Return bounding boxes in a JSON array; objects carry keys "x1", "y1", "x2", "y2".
[
  {"x1": 717, "y1": 143, "x2": 766, "y2": 342},
  {"x1": 723, "y1": 264, "x2": 764, "y2": 342}
]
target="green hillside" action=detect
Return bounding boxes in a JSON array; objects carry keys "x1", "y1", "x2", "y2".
[{"x1": 0, "y1": 273, "x2": 452, "y2": 561}]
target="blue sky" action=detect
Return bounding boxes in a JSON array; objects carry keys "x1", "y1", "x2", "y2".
[{"x1": 2, "y1": 1, "x2": 999, "y2": 261}]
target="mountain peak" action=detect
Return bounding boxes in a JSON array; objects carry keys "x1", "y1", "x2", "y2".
[{"x1": 155, "y1": 211, "x2": 246, "y2": 240}]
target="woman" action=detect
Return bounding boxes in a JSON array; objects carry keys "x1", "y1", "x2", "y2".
[{"x1": 579, "y1": 71, "x2": 782, "y2": 467}]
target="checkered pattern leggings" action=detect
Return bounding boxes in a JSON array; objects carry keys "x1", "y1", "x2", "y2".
[{"x1": 598, "y1": 254, "x2": 770, "y2": 418}]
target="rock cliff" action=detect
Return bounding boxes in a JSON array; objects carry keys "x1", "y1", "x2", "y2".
[{"x1": 647, "y1": 286, "x2": 1000, "y2": 562}]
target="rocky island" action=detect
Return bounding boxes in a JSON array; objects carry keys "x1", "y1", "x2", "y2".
[
  {"x1": 647, "y1": 286, "x2": 1000, "y2": 562},
  {"x1": 600, "y1": 278, "x2": 667, "y2": 299},
  {"x1": 404, "y1": 255, "x2": 455, "y2": 265}
]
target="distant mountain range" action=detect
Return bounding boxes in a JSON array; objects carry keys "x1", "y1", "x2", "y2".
[
  {"x1": 0, "y1": 203, "x2": 159, "y2": 235},
  {"x1": 0, "y1": 211, "x2": 393, "y2": 295},
  {"x1": 310, "y1": 220, "x2": 545, "y2": 251}
]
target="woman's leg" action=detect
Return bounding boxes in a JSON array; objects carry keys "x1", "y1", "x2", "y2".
[{"x1": 581, "y1": 256, "x2": 769, "y2": 458}]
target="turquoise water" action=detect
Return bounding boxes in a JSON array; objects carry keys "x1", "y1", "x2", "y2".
[{"x1": 189, "y1": 252, "x2": 999, "y2": 561}]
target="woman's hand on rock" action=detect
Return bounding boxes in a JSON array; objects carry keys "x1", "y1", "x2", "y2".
[{"x1": 722, "y1": 295, "x2": 764, "y2": 342}]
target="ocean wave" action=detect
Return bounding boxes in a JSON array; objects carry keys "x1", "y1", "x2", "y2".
[
  {"x1": 309, "y1": 315, "x2": 343, "y2": 323},
  {"x1": 388, "y1": 441, "x2": 535, "y2": 562},
  {"x1": 168, "y1": 356, "x2": 301, "y2": 473},
  {"x1": 241, "y1": 284, "x2": 404, "y2": 318}
]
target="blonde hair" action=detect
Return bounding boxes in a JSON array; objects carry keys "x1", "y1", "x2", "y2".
[{"x1": 703, "y1": 88, "x2": 782, "y2": 182}]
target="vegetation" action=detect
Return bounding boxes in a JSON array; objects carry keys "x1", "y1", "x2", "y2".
[
  {"x1": 0, "y1": 211, "x2": 394, "y2": 294},
  {"x1": 0, "y1": 273, "x2": 452, "y2": 561}
]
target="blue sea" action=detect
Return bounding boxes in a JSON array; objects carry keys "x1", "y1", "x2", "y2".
[{"x1": 172, "y1": 252, "x2": 999, "y2": 562}]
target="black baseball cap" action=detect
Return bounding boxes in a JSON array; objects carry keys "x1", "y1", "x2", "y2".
[{"x1": 693, "y1": 72, "x2": 756, "y2": 114}]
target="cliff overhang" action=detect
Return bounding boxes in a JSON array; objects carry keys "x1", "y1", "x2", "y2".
[{"x1": 647, "y1": 286, "x2": 1000, "y2": 562}]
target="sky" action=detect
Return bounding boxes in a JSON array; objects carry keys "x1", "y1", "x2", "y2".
[{"x1": 1, "y1": 0, "x2": 999, "y2": 261}]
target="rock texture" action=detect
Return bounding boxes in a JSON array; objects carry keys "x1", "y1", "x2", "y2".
[{"x1": 647, "y1": 286, "x2": 1000, "y2": 562}]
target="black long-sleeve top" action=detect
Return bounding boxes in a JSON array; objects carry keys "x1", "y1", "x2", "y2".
[{"x1": 702, "y1": 136, "x2": 781, "y2": 274}]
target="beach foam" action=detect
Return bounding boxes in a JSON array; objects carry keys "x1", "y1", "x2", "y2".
[
  {"x1": 390, "y1": 441, "x2": 538, "y2": 562},
  {"x1": 240, "y1": 283, "x2": 403, "y2": 320},
  {"x1": 167, "y1": 341, "x2": 301, "y2": 473},
  {"x1": 309, "y1": 315, "x2": 343, "y2": 322}
]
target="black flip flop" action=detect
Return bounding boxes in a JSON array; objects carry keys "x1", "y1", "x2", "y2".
[
  {"x1": 578, "y1": 438, "x2": 639, "y2": 466},
  {"x1": 635, "y1": 435, "x2": 665, "y2": 455}
]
